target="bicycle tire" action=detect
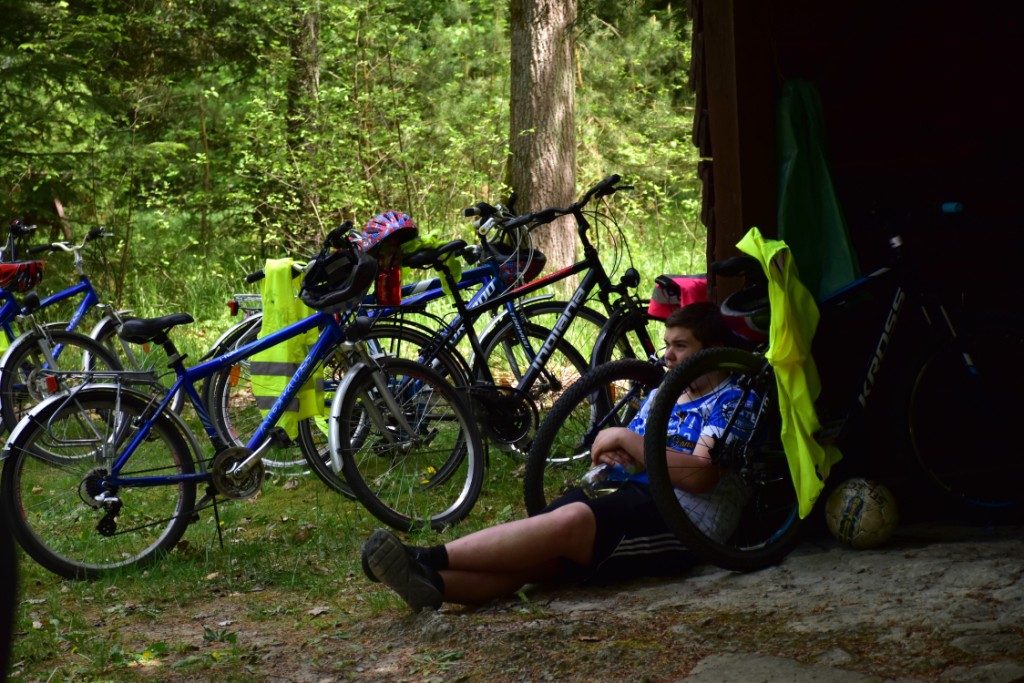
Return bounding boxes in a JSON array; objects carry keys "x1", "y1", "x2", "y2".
[
  {"x1": 0, "y1": 329, "x2": 123, "y2": 434},
  {"x1": 205, "y1": 318, "x2": 470, "y2": 474},
  {"x1": 591, "y1": 303, "x2": 662, "y2": 367},
  {"x1": 523, "y1": 358, "x2": 664, "y2": 515},
  {"x1": 1, "y1": 386, "x2": 197, "y2": 579},
  {"x1": 336, "y1": 357, "x2": 485, "y2": 531},
  {"x1": 90, "y1": 315, "x2": 185, "y2": 414},
  {"x1": 908, "y1": 316, "x2": 1024, "y2": 517},
  {"x1": 297, "y1": 322, "x2": 471, "y2": 496},
  {"x1": 481, "y1": 300, "x2": 609, "y2": 370},
  {"x1": 644, "y1": 347, "x2": 803, "y2": 572}
]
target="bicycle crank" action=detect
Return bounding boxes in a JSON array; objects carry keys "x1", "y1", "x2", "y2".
[
  {"x1": 469, "y1": 384, "x2": 538, "y2": 453},
  {"x1": 211, "y1": 446, "x2": 266, "y2": 499}
]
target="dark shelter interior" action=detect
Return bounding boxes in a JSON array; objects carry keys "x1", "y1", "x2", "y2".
[{"x1": 688, "y1": 0, "x2": 1023, "y2": 519}]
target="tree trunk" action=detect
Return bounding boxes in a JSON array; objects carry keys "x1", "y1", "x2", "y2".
[
  {"x1": 286, "y1": 1, "x2": 322, "y2": 241},
  {"x1": 509, "y1": 0, "x2": 577, "y2": 271}
]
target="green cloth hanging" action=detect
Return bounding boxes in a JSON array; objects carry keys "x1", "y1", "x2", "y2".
[
  {"x1": 249, "y1": 258, "x2": 322, "y2": 440},
  {"x1": 737, "y1": 228, "x2": 843, "y2": 518},
  {"x1": 776, "y1": 80, "x2": 860, "y2": 301}
]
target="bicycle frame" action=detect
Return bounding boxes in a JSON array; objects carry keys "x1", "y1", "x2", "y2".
[
  {"x1": 813, "y1": 233, "x2": 967, "y2": 439},
  {"x1": 416, "y1": 210, "x2": 652, "y2": 392},
  {"x1": 0, "y1": 276, "x2": 100, "y2": 342},
  {"x1": 98, "y1": 310, "x2": 350, "y2": 488}
]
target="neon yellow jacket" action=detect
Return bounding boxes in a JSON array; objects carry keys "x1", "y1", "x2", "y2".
[
  {"x1": 737, "y1": 228, "x2": 842, "y2": 517},
  {"x1": 250, "y1": 258, "x2": 323, "y2": 439}
]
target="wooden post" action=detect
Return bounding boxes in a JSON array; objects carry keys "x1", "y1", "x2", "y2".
[{"x1": 699, "y1": 0, "x2": 777, "y2": 301}]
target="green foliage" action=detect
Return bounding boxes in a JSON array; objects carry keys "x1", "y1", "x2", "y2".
[{"x1": 1, "y1": 0, "x2": 703, "y2": 325}]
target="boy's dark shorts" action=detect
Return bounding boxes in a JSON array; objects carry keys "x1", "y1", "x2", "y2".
[{"x1": 543, "y1": 482, "x2": 698, "y2": 583}]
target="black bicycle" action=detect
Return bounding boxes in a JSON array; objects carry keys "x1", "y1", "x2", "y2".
[
  {"x1": 642, "y1": 206, "x2": 1024, "y2": 572},
  {"x1": 523, "y1": 358, "x2": 665, "y2": 515}
]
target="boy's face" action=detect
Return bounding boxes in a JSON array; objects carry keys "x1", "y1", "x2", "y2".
[{"x1": 663, "y1": 325, "x2": 702, "y2": 370}]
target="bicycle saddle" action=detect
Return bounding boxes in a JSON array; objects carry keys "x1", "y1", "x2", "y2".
[
  {"x1": 118, "y1": 313, "x2": 195, "y2": 344},
  {"x1": 403, "y1": 240, "x2": 468, "y2": 269}
]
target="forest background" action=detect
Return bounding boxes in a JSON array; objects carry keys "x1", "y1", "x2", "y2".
[{"x1": 0, "y1": 0, "x2": 703, "y2": 334}]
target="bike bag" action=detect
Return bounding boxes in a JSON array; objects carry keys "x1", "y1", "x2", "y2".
[
  {"x1": 647, "y1": 274, "x2": 708, "y2": 320},
  {"x1": 0, "y1": 260, "x2": 45, "y2": 293}
]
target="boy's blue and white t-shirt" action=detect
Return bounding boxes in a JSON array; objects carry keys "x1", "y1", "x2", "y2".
[{"x1": 626, "y1": 378, "x2": 757, "y2": 543}]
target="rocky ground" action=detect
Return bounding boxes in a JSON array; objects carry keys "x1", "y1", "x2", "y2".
[{"x1": 315, "y1": 520, "x2": 1024, "y2": 682}]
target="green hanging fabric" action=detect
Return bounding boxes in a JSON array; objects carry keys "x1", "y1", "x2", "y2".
[
  {"x1": 249, "y1": 258, "x2": 322, "y2": 440},
  {"x1": 776, "y1": 79, "x2": 860, "y2": 301},
  {"x1": 737, "y1": 228, "x2": 843, "y2": 518}
]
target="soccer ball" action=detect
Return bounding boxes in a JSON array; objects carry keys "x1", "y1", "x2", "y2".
[{"x1": 825, "y1": 478, "x2": 899, "y2": 549}]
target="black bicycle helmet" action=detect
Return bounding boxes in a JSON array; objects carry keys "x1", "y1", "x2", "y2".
[
  {"x1": 720, "y1": 283, "x2": 770, "y2": 343},
  {"x1": 299, "y1": 242, "x2": 378, "y2": 312}
]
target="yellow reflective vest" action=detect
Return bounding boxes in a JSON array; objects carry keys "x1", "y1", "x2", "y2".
[
  {"x1": 250, "y1": 258, "x2": 323, "y2": 439},
  {"x1": 737, "y1": 228, "x2": 843, "y2": 518}
]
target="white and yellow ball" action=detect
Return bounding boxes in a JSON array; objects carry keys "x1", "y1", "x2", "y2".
[{"x1": 825, "y1": 478, "x2": 899, "y2": 549}]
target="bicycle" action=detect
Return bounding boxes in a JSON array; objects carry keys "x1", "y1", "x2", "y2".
[
  {"x1": 0, "y1": 227, "x2": 187, "y2": 431},
  {"x1": 642, "y1": 206, "x2": 1024, "y2": 573},
  {"x1": 207, "y1": 206, "x2": 617, "y2": 478},
  {"x1": 332, "y1": 175, "x2": 665, "y2": 527},
  {"x1": 523, "y1": 358, "x2": 665, "y2": 515},
  {"x1": 0, "y1": 227, "x2": 485, "y2": 579}
]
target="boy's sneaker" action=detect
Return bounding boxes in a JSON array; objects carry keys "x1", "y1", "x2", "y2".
[
  {"x1": 359, "y1": 533, "x2": 423, "y2": 583},
  {"x1": 362, "y1": 529, "x2": 443, "y2": 611}
]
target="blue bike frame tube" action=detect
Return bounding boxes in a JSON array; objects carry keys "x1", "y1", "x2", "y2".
[
  {"x1": 34, "y1": 279, "x2": 98, "y2": 333},
  {"x1": 106, "y1": 310, "x2": 344, "y2": 487}
]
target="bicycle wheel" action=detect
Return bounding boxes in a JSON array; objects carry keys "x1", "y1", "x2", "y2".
[
  {"x1": 482, "y1": 300, "x2": 609, "y2": 370},
  {"x1": 90, "y1": 315, "x2": 185, "y2": 414},
  {"x1": 297, "y1": 322, "x2": 470, "y2": 496},
  {"x1": 909, "y1": 317, "x2": 1024, "y2": 516},
  {"x1": 644, "y1": 347, "x2": 802, "y2": 572},
  {"x1": 477, "y1": 320, "x2": 590, "y2": 447},
  {"x1": 336, "y1": 357, "x2": 484, "y2": 531},
  {"x1": 523, "y1": 359, "x2": 664, "y2": 515},
  {"x1": 591, "y1": 303, "x2": 662, "y2": 366},
  {"x1": 0, "y1": 330, "x2": 123, "y2": 433},
  {"x1": 1, "y1": 387, "x2": 197, "y2": 579}
]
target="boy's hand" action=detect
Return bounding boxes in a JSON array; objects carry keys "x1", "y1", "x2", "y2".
[{"x1": 591, "y1": 427, "x2": 645, "y2": 471}]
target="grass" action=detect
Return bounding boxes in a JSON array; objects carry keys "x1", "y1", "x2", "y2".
[{"x1": 7, "y1": 444, "x2": 530, "y2": 681}]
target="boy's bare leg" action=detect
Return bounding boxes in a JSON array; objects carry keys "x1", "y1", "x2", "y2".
[{"x1": 438, "y1": 502, "x2": 597, "y2": 604}]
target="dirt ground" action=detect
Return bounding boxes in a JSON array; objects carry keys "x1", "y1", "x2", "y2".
[{"x1": 80, "y1": 519, "x2": 1022, "y2": 683}]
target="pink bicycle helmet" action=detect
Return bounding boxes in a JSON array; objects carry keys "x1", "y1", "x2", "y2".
[{"x1": 352, "y1": 211, "x2": 419, "y2": 255}]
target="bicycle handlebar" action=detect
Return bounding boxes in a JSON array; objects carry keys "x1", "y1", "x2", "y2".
[
  {"x1": 500, "y1": 174, "x2": 627, "y2": 230},
  {"x1": 29, "y1": 227, "x2": 114, "y2": 256},
  {"x1": 462, "y1": 202, "x2": 498, "y2": 218},
  {"x1": 8, "y1": 220, "x2": 37, "y2": 238},
  {"x1": 326, "y1": 220, "x2": 354, "y2": 250}
]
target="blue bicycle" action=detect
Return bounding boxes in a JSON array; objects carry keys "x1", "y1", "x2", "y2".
[
  {"x1": 0, "y1": 227, "x2": 190, "y2": 432},
  {"x1": 0, "y1": 227, "x2": 485, "y2": 579}
]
